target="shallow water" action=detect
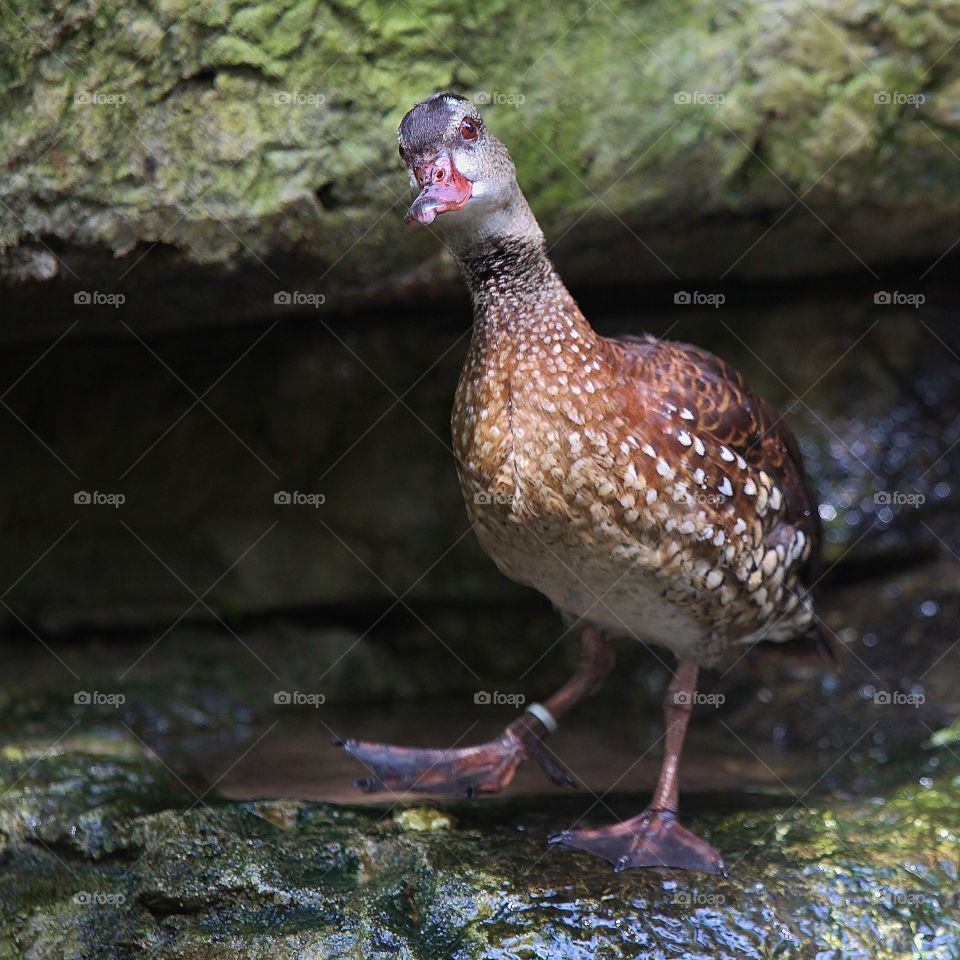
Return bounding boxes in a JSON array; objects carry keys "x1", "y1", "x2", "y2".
[{"x1": 165, "y1": 700, "x2": 821, "y2": 804}]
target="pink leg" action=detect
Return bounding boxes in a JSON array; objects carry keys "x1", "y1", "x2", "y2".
[
  {"x1": 339, "y1": 628, "x2": 614, "y2": 797},
  {"x1": 549, "y1": 657, "x2": 726, "y2": 874}
]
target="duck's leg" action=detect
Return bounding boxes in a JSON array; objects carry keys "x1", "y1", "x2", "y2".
[
  {"x1": 549, "y1": 657, "x2": 726, "y2": 875},
  {"x1": 338, "y1": 627, "x2": 613, "y2": 797}
]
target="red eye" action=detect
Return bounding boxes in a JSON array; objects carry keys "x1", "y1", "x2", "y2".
[{"x1": 460, "y1": 118, "x2": 478, "y2": 140}]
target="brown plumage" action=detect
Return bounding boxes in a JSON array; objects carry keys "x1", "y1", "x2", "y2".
[
  {"x1": 341, "y1": 93, "x2": 822, "y2": 875},
  {"x1": 452, "y1": 239, "x2": 818, "y2": 667}
]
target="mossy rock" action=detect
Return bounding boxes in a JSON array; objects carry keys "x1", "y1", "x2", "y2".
[
  {"x1": 1, "y1": 734, "x2": 959, "y2": 958},
  {"x1": 3, "y1": 0, "x2": 960, "y2": 334}
]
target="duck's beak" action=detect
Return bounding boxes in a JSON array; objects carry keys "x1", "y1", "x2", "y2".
[{"x1": 405, "y1": 150, "x2": 473, "y2": 225}]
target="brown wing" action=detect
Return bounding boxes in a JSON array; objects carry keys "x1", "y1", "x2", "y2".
[{"x1": 610, "y1": 334, "x2": 821, "y2": 585}]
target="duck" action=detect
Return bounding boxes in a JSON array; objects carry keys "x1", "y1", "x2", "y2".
[{"x1": 341, "y1": 92, "x2": 820, "y2": 875}]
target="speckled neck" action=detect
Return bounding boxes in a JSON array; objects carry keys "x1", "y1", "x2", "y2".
[
  {"x1": 460, "y1": 235, "x2": 555, "y2": 302},
  {"x1": 456, "y1": 233, "x2": 597, "y2": 349}
]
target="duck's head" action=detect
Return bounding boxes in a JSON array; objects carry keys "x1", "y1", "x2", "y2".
[{"x1": 398, "y1": 92, "x2": 527, "y2": 241}]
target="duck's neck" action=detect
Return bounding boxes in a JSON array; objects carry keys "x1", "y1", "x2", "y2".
[
  {"x1": 449, "y1": 202, "x2": 609, "y2": 487},
  {"x1": 451, "y1": 206, "x2": 597, "y2": 349}
]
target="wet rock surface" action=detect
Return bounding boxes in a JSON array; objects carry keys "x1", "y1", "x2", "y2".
[
  {"x1": 2, "y1": 516, "x2": 960, "y2": 956},
  {"x1": 1, "y1": 727, "x2": 959, "y2": 958}
]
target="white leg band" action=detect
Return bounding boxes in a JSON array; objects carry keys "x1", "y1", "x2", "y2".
[{"x1": 525, "y1": 702, "x2": 558, "y2": 735}]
